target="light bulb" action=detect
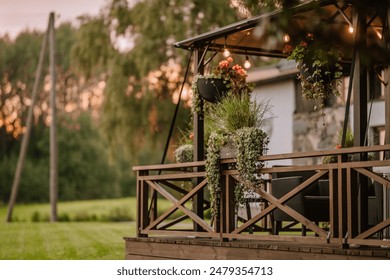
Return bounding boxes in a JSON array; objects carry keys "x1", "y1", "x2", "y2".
[
  {"x1": 223, "y1": 48, "x2": 230, "y2": 57},
  {"x1": 244, "y1": 58, "x2": 251, "y2": 69},
  {"x1": 348, "y1": 25, "x2": 354, "y2": 33}
]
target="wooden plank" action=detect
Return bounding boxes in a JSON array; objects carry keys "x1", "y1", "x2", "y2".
[
  {"x1": 132, "y1": 145, "x2": 390, "y2": 172},
  {"x1": 354, "y1": 219, "x2": 390, "y2": 239},
  {"x1": 124, "y1": 238, "x2": 390, "y2": 260},
  {"x1": 347, "y1": 167, "x2": 353, "y2": 239},
  {"x1": 348, "y1": 238, "x2": 390, "y2": 248},
  {"x1": 255, "y1": 144, "x2": 390, "y2": 162},
  {"x1": 355, "y1": 168, "x2": 390, "y2": 187},
  {"x1": 337, "y1": 155, "x2": 345, "y2": 242},
  {"x1": 224, "y1": 233, "x2": 328, "y2": 243},
  {"x1": 138, "y1": 177, "x2": 149, "y2": 237},
  {"x1": 139, "y1": 229, "x2": 220, "y2": 238},
  {"x1": 138, "y1": 171, "x2": 206, "y2": 181},
  {"x1": 133, "y1": 161, "x2": 206, "y2": 171}
]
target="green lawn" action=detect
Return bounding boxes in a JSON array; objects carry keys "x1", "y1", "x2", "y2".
[
  {"x1": 0, "y1": 197, "x2": 137, "y2": 222},
  {"x1": 0, "y1": 222, "x2": 134, "y2": 259},
  {"x1": 0, "y1": 198, "x2": 137, "y2": 260}
]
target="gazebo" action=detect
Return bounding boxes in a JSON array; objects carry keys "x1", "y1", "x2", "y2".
[{"x1": 127, "y1": 0, "x2": 390, "y2": 259}]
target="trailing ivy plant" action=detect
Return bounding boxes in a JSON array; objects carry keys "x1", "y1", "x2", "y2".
[
  {"x1": 205, "y1": 93, "x2": 270, "y2": 219},
  {"x1": 233, "y1": 127, "x2": 269, "y2": 205},
  {"x1": 205, "y1": 131, "x2": 228, "y2": 218}
]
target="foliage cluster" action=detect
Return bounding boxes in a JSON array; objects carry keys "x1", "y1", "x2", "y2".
[
  {"x1": 174, "y1": 143, "x2": 193, "y2": 163},
  {"x1": 205, "y1": 93, "x2": 269, "y2": 218},
  {"x1": 284, "y1": 33, "x2": 343, "y2": 110},
  {"x1": 0, "y1": 113, "x2": 125, "y2": 203},
  {"x1": 0, "y1": 0, "x2": 259, "y2": 206}
]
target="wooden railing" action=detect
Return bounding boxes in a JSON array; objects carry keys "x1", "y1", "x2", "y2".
[{"x1": 133, "y1": 145, "x2": 390, "y2": 248}]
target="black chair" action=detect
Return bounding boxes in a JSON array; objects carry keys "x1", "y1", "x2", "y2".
[
  {"x1": 304, "y1": 179, "x2": 330, "y2": 224},
  {"x1": 271, "y1": 176, "x2": 306, "y2": 235},
  {"x1": 272, "y1": 169, "x2": 319, "y2": 196}
]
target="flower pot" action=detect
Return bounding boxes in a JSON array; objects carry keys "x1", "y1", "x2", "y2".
[
  {"x1": 219, "y1": 139, "x2": 237, "y2": 159},
  {"x1": 196, "y1": 78, "x2": 228, "y2": 103}
]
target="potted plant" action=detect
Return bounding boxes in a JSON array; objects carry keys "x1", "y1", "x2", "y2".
[
  {"x1": 174, "y1": 130, "x2": 194, "y2": 164},
  {"x1": 174, "y1": 144, "x2": 194, "y2": 163},
  {"x1": 191, "y1": 57, "x2": 254, "y2": 113},
  {"x1": 205, "y1": 93, "x2": 270, "y2": 218},
  {"x1": 284, "y1": 33, "x2": 343, "y2": 111}
]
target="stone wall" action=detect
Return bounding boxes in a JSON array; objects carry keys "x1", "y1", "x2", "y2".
[{"x1": 293, "y1": 106, "x2": 346, "y2": 165}]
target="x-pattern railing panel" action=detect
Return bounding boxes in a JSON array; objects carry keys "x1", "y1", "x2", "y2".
[
  {"x1": 134, "y1": 144, "x2": 390, "y2": 248},
  {"x1": 232, "y1": 170, "x2": 328, "y2": 237},
  {"x1": 145, "y1": 178, "x2": 212, "y2": 232}
]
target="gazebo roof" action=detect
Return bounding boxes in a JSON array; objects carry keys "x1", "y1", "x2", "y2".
[{"x1": 175, "y1": 0, "x2": 387, "y2": 61}]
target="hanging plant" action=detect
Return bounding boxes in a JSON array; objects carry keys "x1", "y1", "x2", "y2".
[
  {"x1": 205, "y1": 131, "x2": 228, "y2": 218},
  {"x1": 232, "y1": 127, "x2": 269, "y2": 205},
  {"x1": 191, "y1": 57, "x2": 254, "y2": 114},
  {"x1": 205, "y1": 93, "x2": 270, "y2": 219},
  {"x1": 284, "y1": 33, "x2": 343, "y2": 111}
]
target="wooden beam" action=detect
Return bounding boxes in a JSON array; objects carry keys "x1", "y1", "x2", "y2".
[
  {"x1": 385, "y1": 6, "x2": 390, "y2": 159},
  {"x1": 6, "y1": 15, "x2": 49, "y2": 223},
  {"x1": 48, "y1": 12, "x2": 58, "y2": 223},
  {"x1": 352, "y1": 4, "x2": 369, "y2": 235}
]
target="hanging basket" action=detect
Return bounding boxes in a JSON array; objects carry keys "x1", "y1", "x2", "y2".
[{"x1": 196, "y1": 77, "x2": 229, "y2": 103}]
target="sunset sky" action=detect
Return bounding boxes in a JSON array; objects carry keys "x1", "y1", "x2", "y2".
[{"x1": 0, "y1": 0, "x2": 108, "y2": 38}]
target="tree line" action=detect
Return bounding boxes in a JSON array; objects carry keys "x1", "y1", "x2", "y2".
[{"x1": 1, "y1": 0, "x2": 292, "y2": 203}]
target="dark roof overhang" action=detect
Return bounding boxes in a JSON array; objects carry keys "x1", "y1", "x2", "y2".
[{"x1": 175, "y1": 0, "x2": 388, "y2": 62}]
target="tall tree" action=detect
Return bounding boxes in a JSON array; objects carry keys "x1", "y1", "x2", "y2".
[
  {"x1": 0, "y1": 24, "x2": 123, "y2": 204},
  {"x1": 72, "y1": 0, "x2": 240, "y2": 164}
]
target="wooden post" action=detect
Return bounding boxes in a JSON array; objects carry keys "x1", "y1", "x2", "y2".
[
  {"x1": 6, "y1": 17, "x2": 49, "y2": 222},
  {"x1": 193, "y1": 48, "x2": 205, "y2": 231},
  {"x1": 49, "y1": 12, "x2": 58, "y2": 222},
  {"x1": 385, "y1": 5, "x2": 390, "y2": 159},
  {"x1": 352, "y1": 4, "x2": 368, "y2": 235}
]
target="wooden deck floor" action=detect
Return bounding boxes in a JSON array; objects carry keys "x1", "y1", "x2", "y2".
[{"x1": 124, "y1": 237, "x2": 390, "y2": 260}]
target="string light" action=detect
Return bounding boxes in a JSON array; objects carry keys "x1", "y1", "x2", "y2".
[
  {"x1": 283, "y1": 33, "x2": 290, "y2": 43},
  {"x1": 223, "y1": 36, "x2": 230, "y2": 57},
  {"x1": 244, "y1": 54, "x2": 251, "y2": 69},
  {"x1": 223, "y1": 48, "x2": 230, "y2": 57}
]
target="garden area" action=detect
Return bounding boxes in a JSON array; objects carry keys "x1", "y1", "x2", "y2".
[{"x1": 0, "y1": 198, "x2": 135, "y2": 259}]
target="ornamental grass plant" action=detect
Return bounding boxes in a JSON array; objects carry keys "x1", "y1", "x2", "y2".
[{"x1": 205, "y1": 93, "x2": 270, "y2": 218}]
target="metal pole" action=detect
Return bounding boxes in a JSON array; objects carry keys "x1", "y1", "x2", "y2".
[
  {"x1": 193, "y1": 48, "x2": 205, "y2": 231},
  {"x1": 6, "y1": 16, "x2": 49, "y2": 222}
]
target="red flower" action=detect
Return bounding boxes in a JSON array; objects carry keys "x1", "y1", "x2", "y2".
[
  {"x1": 232, "y1": 64, "x2": 246, "y2": 76},
  {"x1": 219, "y1": 60, "x2": 230, "y2": 68},
  {"x1": 300, "y1": 41, "x2": 308, "y2": 47},
  {"x1": 283, "y1": 44, "x2": 293, "y2": 54}
]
